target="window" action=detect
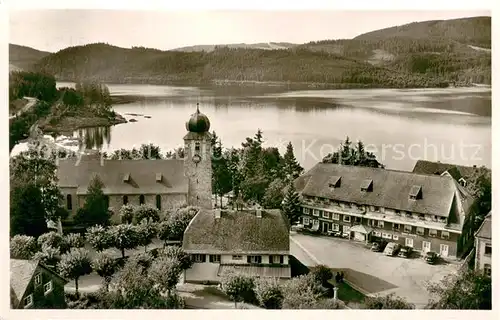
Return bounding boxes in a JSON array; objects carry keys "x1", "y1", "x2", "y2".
[
  {"x1": 23, "y1": 294, "x2": 33, "y2": 308},
  {"x1": 404, "y1": 225, "x2": 412, "y2": 233},
  {"x1": 418, "y1": 214, "x2": 425, "y2": 220},
  {"x1": 156, "y1": 195, "x2": 162, "y2": 210},
  {"x1": 382, "y1": 233, "x2": 392, "y2": 239},
  {"x1": 429, "y1": 229, "x2": 438, "y2": 237},
  {"x1": 247, "y1": 255, "x2": 262, "y2": 264},
  {"x1": 123, "y1": 195, "x2": 128, "y2": 205},
  {"x1": 373, "y1": 231, "x2": 381, "y2": 237},
  {"x1": 332, "y1": 213, "x2": 340, "y2": 220},
  {"x1": 377, "y1": 221, "x2": 384, "y2": 228},
  {"x1": 333, "y1": 224, "x2": 340, "y2": 231},
  {"x1": 343, "y1": 215, "x2": 351, "y2": 222},
  {"x1": 232, "y1": 255, "x2": 243, "y2": 260},
  {"x1": 271, "y1": 255, "x2": 284, "y2": 264},
  {"x1": 139, "y1": 194, "x2": 145, "y2": 205},
  {"x1": 303, "y1": 207, "x2": 310, "y2": 214},
  {"x1": 393, "y1": 235, "x2": 399, "y2": 240},
  {"x1": 192, "y1": 254, "x2": 206, "y2": 263},
  {"x1": 66, "y1": 194, "x2": 72, "y2": 210},
  {"x1": 322, "y1": 211, "x2": 329, "y2": 219},
  {"x1": 194, "y1": 142, "x2": 201, "y2": 152},
  {"x1": 485, "y1": 244, "x2": 492, "y2": 256},
  {"x1": 484, "y1": 264, "x2": 491, "y2": 277},
  {"x1": 303, "y1": 217, "x2": 310, "y2": 225},
  {"x1": 416, "y1": 227, "x2": 425, "y2": 236},
  {"x1": 441, "y1": 231, "x2": 450, "y2": 239},
  {"x1": 313, "y1": 209, "x2": 320, "y2": 217},
  {"x1": 395, "y1": 210, "x2": 401, "y2": 215},
  {"x1": 43, "y1": 281, "x2": 53, "y2": 295},
  {"x1": 209, "y1": 255, "x2": 221, "y2": 263},
  {"x1": 34, "y1": 273, "x2": 42, "y2": 286},
  {"x1": 355, "y1": 217, "x2": 362, "y2": 223},
  {"x1": 405, "y1": 212, "x2": 413, "y2": 218},
  {"x1": 393, "y1": 223, "x2": 400, "y2": 230}
]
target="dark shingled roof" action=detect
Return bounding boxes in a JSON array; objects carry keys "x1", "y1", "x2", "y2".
[
  {"x1": 56, "y1": 159, "x2": 188, "y2": 195},
  {"x1": 183, "y1": 209, "x2": 290, "y2": 254},
  {"x1": 412, "y1": 160, "x2": 485, "y2": 180},
  {"x1": 475, "y1": 212, "x2": 492, "y2": 239},
  {"x1": 294, "y1": 163, "x2": 458, "y2": 217}
]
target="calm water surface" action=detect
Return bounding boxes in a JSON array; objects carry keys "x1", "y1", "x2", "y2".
[{"x1": 57, "y1": 82, "x2": 491, "y2": 171}]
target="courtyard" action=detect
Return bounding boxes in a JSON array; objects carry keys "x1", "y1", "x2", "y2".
[{"x1": 290, "y1": 232, "x2": 460, "y2": 308}]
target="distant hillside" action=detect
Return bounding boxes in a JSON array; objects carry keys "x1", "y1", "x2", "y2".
[
  {"x1": 32, "y1": 43, "x2": 448, "y2": 89},
  {"x1": 354, "y1": 16, "x2": 491, "y2": 48},
  {"x1": 9, "y1": 44, "x2": 51, "y2": 70},
  {"x1": 171, "y1": 42, "x2": 297, "y2": 52},
  {"x1": 299, "y1": 16, "x2": 491, "y2": 84}
]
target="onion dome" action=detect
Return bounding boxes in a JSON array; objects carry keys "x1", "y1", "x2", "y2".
[{"x1": 186, "y1": 103, "x2": 210, "y2": 133}]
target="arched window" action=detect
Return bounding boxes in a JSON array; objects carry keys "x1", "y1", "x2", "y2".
[
  {"x1": 139, "y1": 194, "x2": 145, "y2": 205},
  {"x1": 66, "y1": 194, "x2": 72, "y2": 211},
  {"x1": 123, "y1": 195, "x2": 128, "y2": 205},
  {"x1": 156, "y1": 195, "x2": 162, "y2": 210},
  {"x1": 195, "y1": 142, "x2": 201, "y2": 152}
]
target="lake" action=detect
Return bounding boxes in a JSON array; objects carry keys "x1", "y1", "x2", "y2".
[{"x1": 55, "y1": 82, "x2": 491, "y2": 171}]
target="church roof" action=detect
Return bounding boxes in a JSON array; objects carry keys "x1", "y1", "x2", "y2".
[
  {"x1": 57, "y1": 159, "x2": 188, "y2": 195},
  {"x1": 183, "y1": 209, "x2": 290, "y2": 254}
]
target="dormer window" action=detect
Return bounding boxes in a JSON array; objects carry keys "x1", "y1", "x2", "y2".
[
  {"x1": 361, "y1": 179, "x2": 373, "y2": 192},
  {"x1": 156, "y1": 173, "x2": 162, "y2": 182},
  {"x1": 459, "y1": 177, "x2": 467, "y2": 187},
  {"x1": 123, "y1": 173, "x2": 130, "y2": 182},
  {"x1": 409, "y1": 185, "x2": 422, "y2": 200},
  {"x1": 328, "y1": 176, "x2": 341, "y2": 188}
]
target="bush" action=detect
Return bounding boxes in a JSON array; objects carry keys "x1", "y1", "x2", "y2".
[{"x1": 255, "y1": 278, "x2": 284, "y2": 309}]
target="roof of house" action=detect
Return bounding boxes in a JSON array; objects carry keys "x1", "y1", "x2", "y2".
[
  {"x1": 182, "y1": 209, "x2": 290, "y2": 254},
  {"x1": 218, "y1": 265, "x2": 291, "y2": 279},
  {"x1": 412, "y1": 160, "x2": 485, "y2": 180},
  {"x1": 294, "y1": 163, "x2": 459, "y2": 217},
  {"x1": 475, "y1": 211, "x2": 492, "y2": 239},
  {"x1": 10, "y1": 259, "x2": 68, "y2": 307},
  {"x1": 56, "y1": 158, "x2": 188, "y2": 195}
]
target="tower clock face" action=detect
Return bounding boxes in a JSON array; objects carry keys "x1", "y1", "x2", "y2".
[{"x1": 192, "y1": 154, "x2": 201, "y2": 163}]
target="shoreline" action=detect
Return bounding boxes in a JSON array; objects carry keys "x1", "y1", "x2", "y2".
[{"x1": 39, "y1": 112, "x2": 127, "y2": 134}]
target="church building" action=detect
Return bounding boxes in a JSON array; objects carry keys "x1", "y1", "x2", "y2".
[{"x1": 56, "y1": 104, "x2": 213, "y2": 221}]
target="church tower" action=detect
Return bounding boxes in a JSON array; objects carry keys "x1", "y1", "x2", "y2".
[{"x1": 184, "y1": 103, "x2": 213, "y2": 209}]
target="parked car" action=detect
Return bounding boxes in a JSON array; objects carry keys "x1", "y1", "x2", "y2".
[
  {"x1": 398, "y1": 246, "x2": 413, "y2": 258},
  {"x1": 370, "y1": 240, "x2": 387, "y2": 252},
  {"x1": 424, "y1": 251, "x2": 439, "y2": 264},
  {"x1": 291, "y1": 224, "x2": 305, "y2": 232},
  {"x1": 383, "y1": 242, "x2": 400, "y2": 256}
]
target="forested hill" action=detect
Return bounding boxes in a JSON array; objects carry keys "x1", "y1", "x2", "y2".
[
  {"x1": 23, "y1": 16, "x2": 491, "y2": 88},
  {"x1": 33, "y1": 43, "x2": 448, "y2": 88},
  {"x1": 9, "y1": 44, "x2": 51, "y2": 70},
  {"x1": 354, "y1": 16, "x2": 491, "y2": 48},
  {"x1": 171, "y1": 42, "x2": 298, "y2": 52}
]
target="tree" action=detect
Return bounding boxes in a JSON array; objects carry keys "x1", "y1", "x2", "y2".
[
  {"x1": 364, "y1": 293, "x2": 415, "y2": 309},
  {"x1": 282, "y1": 181, "x2": 302, "y2": 225},
  {"x1": 65, "y1": 233, "x2": 85, "y2": 249},
  {"x1": 211, "y1": 131, "x2": 233, "y2": 207},
  {"x1": 92, "y1": 252, "x2": 118, "y2": 292},
  {"x1": 322, "y1": 137, "x2": 384, "y2": 168},
  {"x1": 38, "y1": 231, "x2": 69, "y2": 253},
  {"x1": 220, "y1": 272, "x2": 256, "y2": 308},
  {"x1": 136, "y1": 220, "x2": 158, "y2": 252},
  {"x1": 262, "y1": 178, "x2": 287, "y2": 209},
  {"x1": 134, "y1": 204, "x2": 160, "y2": 224},
  {"x1": 283, "y1": 142, "x2": 303, "y2": 181},
  {"x1": 160, "y1": 246, "x2": 193, "y2": 270},
  {"x1": 74, "y1": 175, "x2": 111, "y2": 227},
  {"x1": 10, "y1": 235, "x2": 38, "y2": 259},
  {"x1": 33, "y1": 245, "x2": 61, "y2": 270},
  {"x1": 310, "y1": 265, "x2": 333, "y2": 288},
  {"x1": 255, "y1": 278, "x2": 284, "y2": 309},
  {"x1": 165, "y1": 207, "x2": 198, "y2": 241},
  {"x1": 58, "y1": 248, "x2": 93, "y2": 298},
  {"x1": 109, "y1": 224, "x2": 140, "y2": 258},
  {"x1": 119, "y1": 204, "x2": 135, "y2": 224},
  {"x1": 10, "y1": 184, "x2": 48, "y2": 237},
  {"x1": 85, "y1": 225, "x2": 113, "y2": 252},
  {"x1": 149, "y1": 256, "x2": 183, "y2": 297},
  {"x1": 426, "y1": 270, "x2": 491, "y2": 309},
  {"x1": 157, "y1": 220, "x2": 172, "y2": 246}
]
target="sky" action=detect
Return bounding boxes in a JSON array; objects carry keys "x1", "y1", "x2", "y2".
[{"x1": 9, "y1": 10, "x2": 491, "y2": 52}]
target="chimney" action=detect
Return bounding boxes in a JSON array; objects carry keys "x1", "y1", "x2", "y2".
[{"x1": 214, "y1": 209, "x2": 221, "y2": 219}]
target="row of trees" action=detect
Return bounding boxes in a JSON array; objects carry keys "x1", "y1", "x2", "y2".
[{"x1": 34, "y1": 43, "x2": 454, "y2": 88}]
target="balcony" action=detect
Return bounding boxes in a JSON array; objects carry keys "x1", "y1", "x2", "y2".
[{"x1": 303, "y1": 198, "x2": 366, "y2": 216}]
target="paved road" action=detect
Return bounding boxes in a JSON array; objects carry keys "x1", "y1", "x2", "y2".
[
  {"x1": 9, "y1": 97, "x2": 37, "y2": 119},
  {"x1": 290, "y1": 233, "x2": 459, "y2": 308}
]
